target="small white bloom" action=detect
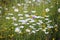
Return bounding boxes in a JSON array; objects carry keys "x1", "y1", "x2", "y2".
[
  {"x1": 12, "y1": 6, "x2": 16, "y2": 9},
  {"x1": 20, "y1": 26, "x2": 24, "y2": 28},
  {"x1": 19, "y1": 17, "x2": 23, "y2": 19},
  {"x1": 45, "y1": 8, "x2": 50, "y2": 12},
  {"x1": 25, "y1": 14, "x2": 30, "y2": 17},
  {"x1": 14, "y1": 8, "x2": 19, "y2": 12},
  {"x1": 37, "y1": 22, "x2": 41, "y2": 25},
  {"x1": 39, "y1": 20, "x2": 43, "y2": 24},
  {"x1": 45, "y1": 32, "x2": 49, "y2": 34},
  {"x1": 42, "y1": 29, "x2": 46, "y2": 32},
  {"x1": 45, "y1": 15, "x2": 49, "y2": 17},
  {"x1": 50, "y1": 6, "x2": 53, "y2": 8},
  {"x1": 8, "y1": 13, "x2": 13, "y2": 15},
  {"x1": 23, "y1": 10, "x2": 28, "y2": 13},
  {"x1": 29, "y1": 25, "x2": 34, "y2": 28},
  {"x1": 32, "y1": 31, "x2": 36, "y2": 33},
  {"x1": 11, "y1": 17, "x2": 17, "y2": 21},
  {"x1": 45, "y1": 18, "x2": 49, "y2": 20},
  {"x1": 58, "y1": 8, "x2": 60, "y2": 13},
  {"x1": 29, "y1": 19, "x2": 35, "y2": 23},
  {"x1": 14, "y1": 23, "x2": 18, "y2": 26},
  {"x1": 26, "y1": 23, "x2": 29, "y2": 24},
  {"x1": 36, "y1": 29, "x2": 39, "y2": 32},
  {"x1": 26, "y1": 29, "x2": 30, "y2": 32},
  {"x1": 36, "y1": 16, "x2": 41, "y2": 18},
  {"x1": 29, "y1": 1, "x2": 31, "y2": 3},
  {"x1": 17, "y1": 3, "x2": 21, "y2": 6},
  {"x1": 31, "y1": 10, "x2": 36, "y2": 13},
  {"x1": 18, "y1": 20, "x2": 27, "y2": 23},
  {"x1": 5, "y1": 8, "x2": 8, "y2": 10},
  {"x1": 25, "y1": 18, "x2": 31, "y2": 21},
  {"x1": 15, "y1": 27, "x2": 20, "y2": 32},
  {"x1": 32, "y1": 24, "x2": 36, "y2": 25},
  {"x1": 18, "y1": 14, "x2": 23, "y2": 16},
  {"x1": 47, "y1": 26, "x2": 53, "y2": 28},
  {"x1": 6, "y1": 17, "x2": 10, "y2": 19}
]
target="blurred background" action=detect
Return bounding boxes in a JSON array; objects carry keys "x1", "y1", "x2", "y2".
[{"x1": 0, "y1": 0, "x2": 60, "y2": 40}]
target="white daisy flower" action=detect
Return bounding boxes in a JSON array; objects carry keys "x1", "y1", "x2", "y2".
[
  {"x1": 32, "y1": 15, "x2": 37, "y2": 18},
  {"x1": 31, "y1": 10, "x2": 36, "y2": 13},
  {"x1": 5, "y1": 8, "x2": 8, "y2": 10},
  {"x1": 18, "y1": 14, "x2": 23, "y2": 16},
  {"x1": 29, "y1": 19, "x2": 35, "y2": 23},
  {"x1": 14, "y1": 23, "x2": 18, "y2": 26},
  {"x1": 19, "y1": 17, "x2": 23, "y2": 19},
  {"x1": 32, "y1": 30, "x2": 36, "y2": 33},
  {"x1": 18, "y1": 20, "x2": 27, "y2": 23},
  {"x1": 20, "y1": 26, "x2": 24, "y2": 28},
  {"x1": 29, "y1": 25, "x2": 34, "y2": 28},
  {"x1": 25, "y1": 14, "x2": 30, "y2": 17},
  {"x1": 8, "y1": 13, "x2": 13, "y2": 15},
  {"x1": 36, "y1": 29, "x2": 39, "y2": 32},
  {"x1": 58, "y1": 8, "x2": 60, "y2": 13},
  {"x1": 26, "y1": 23, "x2": 29, "y2": 24},
  {"x1": 23, "y1": 10, "x2": 28, "y2": 13},
  {"x1": 29, "y1": 1, "x2": 31, "y2": 3},
  {"x1": 6, "y1": 17, "x2": 10, "y2": 19},
  {"x1": 15, "y1": 27, "x2": 20, "y2": 32},
  {"x1": 11, "y1": 17, "x2": 17, "y2": 21},
  {"x1": 26, "y1": 29, "x2": 30, "y2": 32},
  {"x1": 45, "y1": 18, "x2": 49, "y2": 20},
  {"x1": 25, "y1": 18, "x2": 31, "y2": 21},
  {"x1": 42, "y1": 29, "x2": 46, "y2": 32},
  {"x1": 36, "y1": 16, "x2": 41, "y2": 18},
  {"x1": 45, "y1": 32, "x2": 49, "y2": 34},
  {"x1": 47, "y1": 26, "x2": 53, "y2": 28},
  {"x1": 37, "y1": 22, "x2": 41, "y2": 25},
  {"x1": 32, "y1": 24, "x2": 36, "y2": 25},
  {"x1": 45, "y1": 8, "x2": 50, "y2": 12},
  {"x1": 17, "y1": 3, "x2": 21, "y2": 6},
  {"x1": 45, "y1": 15, "x2": 49, "y2": 17},
  {"x1": 14, "y1": 8, "x2": 19, "y2": 12},
  {"x1": 39, "y1": 20, "x2": 43, "y2": 24},
  {"x1": 12, "y1": 6, "x2": 16, "y2": 9}
]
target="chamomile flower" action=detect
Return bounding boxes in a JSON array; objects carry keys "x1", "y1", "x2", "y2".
[
  {"x1": 8, "y1": 13, "x2": 13, "y2": 15},
  {"x1": 45, "y1": 32, "x2": 49, "y2": 34},
  {"x1": 29, "y1": 1, "x2": 31, "y2": 3},
  {"x1": 32, "y1": 30, "x2": 36, "y2": 33},
  {"x1": 45, "y1": 8, "x2": 50, "y2": 12},
  {"x1": 25, "y1": 14, "x2": 30, "y2": 17},
  {"x1": 26, "y1": 29, "x2": 30, "y2": 32},
  {"x1": 15, "y1": 27, "x2": 20, "y2": 32},
  {"x1": 14, "y1": 8, "x2": 19, "y2": 12},
  {"x1": 20, "y1": 26, "x2": 24, "y2": 28},
  {"x1": 13, "y1": 23, "x2": 18, "y2": 26},
  {"x1": 31, "y1": 10, "x2": 36, "y2": 13},
  {"x1": 58, "y1": 8, "x2": 60, "y2": 13},
  {"x1": 18, "y1": 14, "x2": 23, "y2": 16},
  {"x1": 6, "y1": 17, "x2": 10, "y2": 19},
  {"x1": 11, "y1": 17, "x2": 17, "y2": 21},
  {"x1": 17, "y1": 3, "x2": 21, "y2": 6},
  {"x1": 23, "y1": 10, "x2": 28, "y2": 13}
]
